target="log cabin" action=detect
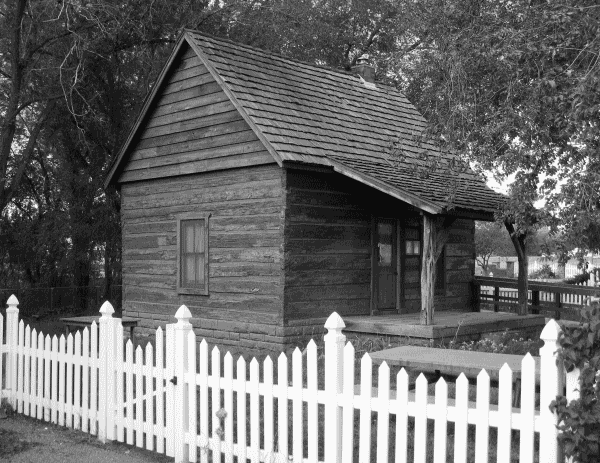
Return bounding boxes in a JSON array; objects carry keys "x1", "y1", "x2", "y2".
[{"x1": 105, "y1": 31, "x2": 507, "y2": 351}]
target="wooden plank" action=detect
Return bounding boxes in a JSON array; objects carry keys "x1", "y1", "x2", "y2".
[
  {"x1": 122, "y1": 163, "x2": 280, "y2": 196},
  {"x1": 358, "y1": 354, "x2": 372, "y2": 463},
  {"x1": 145, "y1": 92, "x2": 232, "y2": 129},
  {"x1": 144, "y1": 343, "x2": 154, "y2": 451},
  {"x1": 133, "y1": 117, "x2": 249, "y2": 159},
  {"x1": 126, "y1": 341, "x2": 134, "y2": 445},
  {"x1": 284, "y1": 254, "x2": 370, "y2": 271},
  {"x1": 285, "y1": 238, "x2": 370, "y2": 255},
  {"x1": 292, "y1": 349, "x2": 303, "y2": 463},
  {"x1": 285, "y1": 284, "x2": 369, "y2": 301},
  {"x1": 118, "y1": 151, "x2": 275, "y2": 183},
  {"x1": 287, "y1": 223, "x2": 370, "y2": 240},
  {"x1": 376, "y1": 363, "x2": 390, "y2": 463},
  {"x1": 159, "y1": 74, "x2": 215, "y2": 106},
  {"x1": 307, "y1": 342, "x2": 318, "y2": 463},
  {"x1": 285, "y1": 269, "x2": 370, "y2": 286},
  {"x1": 128, "y1": 131, "x2": 260, "y2": 169},
  {"x1": 155, "y1": 327, "x2": 165, "y2": 454},
  {"x1": 122, "y1": 176, "x2": 282, "y2": 210},
  {"x1": 139, "y1": 105, "x2": 239, "y2": 142},
  {"x1": 135, "y1": 346, "x2": 144, "y2": 448},
  {"x1": 284, "y1": 300, "x2": 369, "y2": 319},
  {"x1": 161, "y1": 71, "x2": 214, "y2": 97},
  {"x1": 211, "y1": 347, "x2": 222, "y2": 461},
  {"x1": 433, "y1": 378, "x2": 448, "y2": 463},
  {"x1": 151, "y1": 82, "x2": 223, "y2": 118},
  {"x1": 277, "y1": 354, "x2": 289, "y2": 460},
  {"x1": 414, "y1": 374, "x2": 428, "y2": 463},
  {"x1": 236, "y1": 356, "x2": 247, "y2": 463},
  {"x1": 395, "y1": 369, "x2": 409, "y2": 463},
  {"x1": 475, "y1": 370, "x2": 490, "y2": 462},
  {"x1": 198, "y1": 340, "x2": 208, "y2": 463},
  {"x1": 454, "y1": 374, "x2": 469, "y2": 463},
  {"x1": 250, "y1": 358, "x2": 259, "y2": 463},
  {"x1": 164, "y1": 62, "x2": 207, "y2": 84}
]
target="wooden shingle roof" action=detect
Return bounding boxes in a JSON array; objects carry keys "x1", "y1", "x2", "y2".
[{"x1": 107, "y1": 30, "x2": 505, "y2": 218}]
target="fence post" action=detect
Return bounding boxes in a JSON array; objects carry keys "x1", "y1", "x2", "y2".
[
  {"x1": 98, "y1": 301, "x2": 118, "y2": 443},
  {"x1": 531, "y1": 290, "x2": 540, "y2": 314},
  {"x1": 172, "y1": 305, "x2": 192, "y2": 463},
  {"x1": 493, "y1": 286, "x2": 500, "y2": 312},
  {"x1": 471, "y1": 281, "x2": 481, "y2": 312},
  {"x1": 539, "y1": 319, "x2": 563, "y2": 463},
  {"x1": 5, "y1": 295, "x2": 19, "y2": 408},
  {"x1": 324, "y1": 312, "x2": 346, "y2": 463}
]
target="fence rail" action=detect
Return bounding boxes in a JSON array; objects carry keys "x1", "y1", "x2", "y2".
[
  {"x1": 474, "y1": 276, "x2": 600, "y2": 319},
  {"x1": 1, "y1": 296, "x2": 578, "y2": 463}
]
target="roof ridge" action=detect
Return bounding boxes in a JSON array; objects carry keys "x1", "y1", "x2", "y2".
[{"x1": 185, "y1": 29, "x2": 395, "y2": 89}]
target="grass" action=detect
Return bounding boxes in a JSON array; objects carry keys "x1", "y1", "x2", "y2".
[{"x1": 0, "y1": 401, "x2": 40, "y2": 459}]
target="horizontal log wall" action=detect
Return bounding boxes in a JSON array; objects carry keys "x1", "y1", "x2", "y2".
[
  {"x1": 283, "y1": 169, "x2": 373, "y2": 322},
  {"x1": 283, "y1": 168, "x2": 476, "y2": 329},
  {"x1": 437, "y1": 218, "x2": 476, "y2": 310},
  {"x1": 121, "y1": 163, "x2": 285, "y2": 351}
]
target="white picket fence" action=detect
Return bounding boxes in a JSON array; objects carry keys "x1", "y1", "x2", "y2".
[{"x1": 0, "y1": 295, "x2": 581, "y2": 463}]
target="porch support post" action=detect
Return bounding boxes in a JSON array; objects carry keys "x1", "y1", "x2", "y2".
[{"x1": 420, "y1": 214, "x2": 455, "y2": 325}]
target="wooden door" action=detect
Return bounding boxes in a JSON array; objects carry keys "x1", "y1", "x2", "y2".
[{"x1": 374, "y1": 219, "x2": 397, "y2": 311}]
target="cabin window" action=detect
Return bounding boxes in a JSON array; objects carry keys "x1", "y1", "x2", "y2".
[
  {"x1": 177, "y1": 215, "x2": 209, "y2": 295},
  {"x1": 405, "y1": 228, "x2": 421, "y2": 255}
]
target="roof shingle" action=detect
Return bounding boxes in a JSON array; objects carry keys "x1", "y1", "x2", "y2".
[{"x1": 186, "y1": 31, "x2": 503, "y2": 216}]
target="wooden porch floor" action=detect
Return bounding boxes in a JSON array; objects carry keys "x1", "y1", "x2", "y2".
[{"x1": 343, "y1": 310, "x2": 547, "y2": 340}]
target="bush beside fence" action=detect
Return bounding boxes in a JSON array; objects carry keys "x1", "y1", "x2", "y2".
[{"x1": 0, "y1": 296, "x2": 580, "y2": 463}]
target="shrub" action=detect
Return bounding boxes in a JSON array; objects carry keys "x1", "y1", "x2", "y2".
[
  {"x1": 530, "y1": 264, "x2": 557, "y2": 279},
  {"x1": 563, "y1": 272, "x2": 590, "y2": 285},
  {"x1": 550, "y1": 306, "x2": 600, "y2": 463},
  {"x1": 448, "y1": 329, "x2": 541, "y2": 356}
]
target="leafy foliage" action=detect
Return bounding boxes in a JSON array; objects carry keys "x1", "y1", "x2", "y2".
[
  {"x1": 448, "y1": 329, "x2": 541, "y2": 356},
  {"x1": 564, "y1": 272, "x2": 591, "y2": 285},
  {"x1": 400, "y1": 0, "x2": 600, "y2": 252},
  {"x1": 475, "y1": 221, "x2": 516, "y2": 274},
  {"x1": 550, "y1": 307, "x2": 600, "y2": 463},
  {"x1": 529, "y1": 264, "x2": 557, "y2": 280}
]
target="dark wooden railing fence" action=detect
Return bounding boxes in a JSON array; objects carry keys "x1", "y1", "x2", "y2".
[{"x1": 472, "y1": 276, "x2": 600, "y2": 320}]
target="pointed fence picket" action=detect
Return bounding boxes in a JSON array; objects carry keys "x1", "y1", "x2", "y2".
[{"x1": 0, "y1": 296, "x2": 580, "y2": 463}]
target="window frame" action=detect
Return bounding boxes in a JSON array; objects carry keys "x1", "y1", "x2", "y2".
[{"x1": 177, "y1": 213, "x2": 210, "y2": 296}]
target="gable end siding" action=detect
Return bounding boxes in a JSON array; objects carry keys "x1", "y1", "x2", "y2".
[{"x1": 118, "y1": 45, "x2": 275, "y2": 183}]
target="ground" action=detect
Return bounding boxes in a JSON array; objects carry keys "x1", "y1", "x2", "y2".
[{"x1": 0, "y1": 413, "x2": 170, "y2": 463}]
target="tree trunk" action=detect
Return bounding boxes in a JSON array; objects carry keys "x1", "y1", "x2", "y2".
[
  {"x1": 504, "y1": 220, "x2": 528, "y2": 315},
  {"x1": 420, "y1": 214, "x2": 456, "y2": 325}
]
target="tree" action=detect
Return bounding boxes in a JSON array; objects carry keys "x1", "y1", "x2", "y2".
[
  {"x1": 393, "y1": 0, "x2": 600, "y2": 315},
  {"x1": 475, "y1": 221, "x2": 514, "y2": 274},
  {"x1": 1, "y1": 0, "x2": 210, "y2": 304}
]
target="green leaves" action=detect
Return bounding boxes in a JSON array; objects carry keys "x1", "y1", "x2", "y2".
[{"x1": 555, "y1": 304, "x2": 600, "y2": 462}]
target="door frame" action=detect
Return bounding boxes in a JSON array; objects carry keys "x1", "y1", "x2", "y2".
[{"x1": 370, "y1": 216, "x2": 403, "y2": 315}]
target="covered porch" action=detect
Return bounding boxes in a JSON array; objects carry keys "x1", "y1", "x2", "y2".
[{"x1": 343, "y1": 310, "x2": 547, "y2": 344}]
